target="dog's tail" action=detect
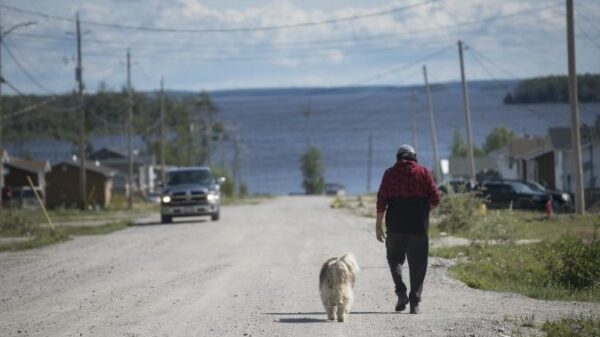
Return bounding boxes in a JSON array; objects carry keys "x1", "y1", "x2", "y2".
[
  {"x1": 327, "y1": 253, "x2": 359, "y2": 288},
  {"x1": 339, "y1": 253, "x2": 360, "y2": 275}
]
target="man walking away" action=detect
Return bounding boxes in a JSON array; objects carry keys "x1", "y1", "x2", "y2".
[{"x1": 375, "y1": 145, "x2": 440, "y2": 314}]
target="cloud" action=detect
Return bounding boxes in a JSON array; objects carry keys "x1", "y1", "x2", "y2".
[{"x1": 2, "y1": 0, "x2": 599, "y2": 93}]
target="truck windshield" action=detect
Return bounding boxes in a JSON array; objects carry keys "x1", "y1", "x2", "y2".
[{"x1": 167, "y1": 170, "x2": 213, "y2": 186}]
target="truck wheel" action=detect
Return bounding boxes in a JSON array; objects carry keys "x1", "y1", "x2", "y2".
[
  {"x1": 211, "y1": 211, "x2": 220, "y2": 221},
  {"x1": 161, "y1": 215, "x2": 172, "y2": 224}
]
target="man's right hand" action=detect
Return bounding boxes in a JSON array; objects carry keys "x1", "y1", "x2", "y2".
[{"x1": 376, "y1": 225, "x2": 385, "y2": 242}]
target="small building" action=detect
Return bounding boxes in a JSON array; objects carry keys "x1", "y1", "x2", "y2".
[
  {"x1": 3, "y1": 155, "x2": 51, "y2": 191},
  {"x1": 46, "y1": 160, "x2": 116, "y2": 209},
  {"x1": 89, "y1": 147, "x2": 156, "y2": 194}
]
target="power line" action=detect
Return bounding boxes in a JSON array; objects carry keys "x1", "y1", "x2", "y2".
[
  {"x1": 0, "y1": 1, "x2": 440, "y2": 33},
  {"x1": 1, "y1": 40, "x2": 55, "y2": 94},
  {"x1": 8, "y1": 6, "x2": 563, "y2": 55},
  {"x1": 575, "y1": 21, "x2": 600, "y2": 52},
  {"x1": 2, "y1": 78, "x2": 25, "y2": 96}
]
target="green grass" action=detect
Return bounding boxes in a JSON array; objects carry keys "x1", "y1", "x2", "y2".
[
  {"x1": 541, "y1": 314, "x2": 600, "y2": 337},
  {"x1": 0, "y1": 220, "x2": 131, "y2": 252},
  {"x1": 508, "y1": 211, "x2": 599, "y2": 241},
  {"x1": 431, "y1": 241, "x2": 600, "y2": 302},
  {"x1": 431, "y1": 209, "x2": 600, "y2": 241}
]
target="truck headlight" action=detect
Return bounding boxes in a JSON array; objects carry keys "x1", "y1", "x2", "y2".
[
  {"x1": 561, "y1": 193, "x2": 570, "y2": 201},
  {"x1": 162, "y1": 195, "x2": 171, "y2": 203},
  {"x1": 207, "y1": 192, "x2": 217, "y2": 202}
]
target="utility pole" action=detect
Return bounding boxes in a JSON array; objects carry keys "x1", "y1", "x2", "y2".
[
  {"x1": 206, "y1": 107, "x2": 213, "y2": 166},
  {"x1": 126, "y1": 49, "x2": 133, "y2": 209},
  {"x1": 0, "y1": 17, "x2": 35, "y2": 207},
  {"x1": 0, "y1": 9, "x2": 4, "y2": 208},
  {"x1": 76, "y1": 13, "x2": 87, "y2": 210},
  {"x1": 458, "y1": 40, "x2": 476, "y2": 185},
  {"x1": 232, "y1": 134, "x2": 241, "y2": 197},
  {"x1": 367, "y1": 134, "x2": 372, "y2": 193},
  {"x1": 410, "y1": 92, "x2": 418, "y2": 151},
  {"x1": 188, "y1": 123, "x2": 194, "y2": 166},
  {"x1": 566, "y1": 0, "x2": 585, "y2": 214},
  {"x1": 160, "y1": 76, "x2": 166, "y2": 187},
  {"x1": 303, "y1": 104, "x2": 311, "y2": 148},
  {"x1": 423, "y1": 65, "x2": 441, "y2": 182}
]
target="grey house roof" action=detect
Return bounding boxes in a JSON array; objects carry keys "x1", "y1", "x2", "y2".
[
  {"x1": 52, "y1": 161, "x2": 117, "y2": 178},
  {"x1": 449, "y1": 156, "x2": 498, "y2": 177}
]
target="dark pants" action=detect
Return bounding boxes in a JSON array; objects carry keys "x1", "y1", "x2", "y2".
[{"x1": 386, "y1": 233, "x2": 429, "y2": 304}]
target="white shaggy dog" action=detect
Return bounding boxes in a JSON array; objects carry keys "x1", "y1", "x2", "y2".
[{"x1": 319, "y1": 253, "x2": 360, "y2": 322}]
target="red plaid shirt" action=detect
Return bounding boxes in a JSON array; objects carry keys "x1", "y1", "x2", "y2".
[{"x1": 376, "y1": 160, "x2": 440, "y2": 213}]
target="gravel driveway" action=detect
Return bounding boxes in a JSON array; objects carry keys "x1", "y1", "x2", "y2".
[{"x1": 1, "y1": 196, "x2": 598, "y2": 336}]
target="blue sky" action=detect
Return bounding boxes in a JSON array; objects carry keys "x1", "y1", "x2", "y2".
[{"x1": 2, "y1": 0, "x2": 600, "y2": 94}]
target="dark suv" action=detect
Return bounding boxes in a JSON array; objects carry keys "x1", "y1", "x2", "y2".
[
  {"x1": 479, "y1": 180, "x2": 548, "y2": 210},
  {"x1": 520, "y1": 180, "x2": 572, "y2": 211},
  {"x1": 160, "y1": 167, "x2": 223, "y2": 223}
]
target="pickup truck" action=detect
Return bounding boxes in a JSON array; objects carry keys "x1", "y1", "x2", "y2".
[{"x1": 160, "y1": 167, "x2": 223, "y2": 223}]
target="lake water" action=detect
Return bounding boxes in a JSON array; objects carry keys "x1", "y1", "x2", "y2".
[{"x1": 7, "y1": 81, "x2": 600, "y2": 195}]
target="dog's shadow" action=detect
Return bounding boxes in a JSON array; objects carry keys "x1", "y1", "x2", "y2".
[
  {"x1": 266, "y1": 311, "x2": 398, "y2": 323},
  {"x1": 277, "y1": 317, "x2": 328, "y2": 323}
]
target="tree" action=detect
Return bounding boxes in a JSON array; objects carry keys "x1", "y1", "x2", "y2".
[
  {"x1": 483, "y1": 127, "x2": 514, "y2": 154},
  {"x1": 451, "y1": 129, "x2": 467, "y2": 157},
  {"x1": 451, "y1": 129, "x2": 485, "y2": 158},
  {"x1": 300, "y1": 146, "x2": 325, "y2": 194}
]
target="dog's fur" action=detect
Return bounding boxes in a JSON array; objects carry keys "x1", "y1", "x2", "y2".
[{"x1": 319, "y1": 253, "x2": 359, "y2": 322}]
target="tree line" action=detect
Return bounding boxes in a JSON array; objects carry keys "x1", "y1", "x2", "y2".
[
  {"x1": 451, "y1": 126, "x2": 513, "y2": 158},
  {"x1": 503, "y1": 74, "x2": 600, "y2": 104}
]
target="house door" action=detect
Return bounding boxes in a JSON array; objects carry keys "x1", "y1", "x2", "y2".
[{"x1": 536, "y1": 152, "x2": 556, "y2": 189}]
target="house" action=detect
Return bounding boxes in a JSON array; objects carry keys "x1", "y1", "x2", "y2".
[
  {"x1": 2, "y1": 154, "x2": 51, "y2": 204},
  {"x1": 491, "y1": 120, "x2": 600, "y2": 207},
  {"x1": 89, "y1": 147, "x2": 156, "y2": 194},
  {"x1": 489, "y1": 136, "x2": 546, "y2": 181},
  {"x1": 448, "y1": 156, "x2": 500, "y2": 181},
  {"x1": 3, "y1": 155, "x2": 51, "y2": 190},
  {"x1": 46, "y1": 160, "x2": 116, "y2": 208}
]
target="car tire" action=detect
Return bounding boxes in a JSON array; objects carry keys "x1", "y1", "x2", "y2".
[
  {"x1": 161, "y1": 215, "x2": 172, "y2": 224},
  {"x1": 211, "y1": 211, "x2": 220, "y2": 221}
]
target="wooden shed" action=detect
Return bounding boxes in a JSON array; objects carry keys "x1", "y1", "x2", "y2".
[{"x1": 46, "y1": 161, "x2": 116, "y2": 209}]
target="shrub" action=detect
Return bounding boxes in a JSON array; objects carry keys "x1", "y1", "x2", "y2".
[
  {"x1": 238, "y1": 182, "x2": 248, "y2": 198},
  {"x1": 437, "y1": 186, "x2": 485, "y2": 233},
  {"x1": 545, "y1": 235, "x2": 600, "y2": 290},
  {"x1": 299, "y1": 146, "x2": 325, "y2": 195},
  {"x1": 541, "y1": 315, "x2": 600, "y2": 337}
]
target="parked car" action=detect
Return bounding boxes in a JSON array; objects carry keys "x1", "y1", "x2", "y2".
[
  {"x1": 144, "y1": 191, "x2": 162, "y2": 204},
  {"x1": 160, "y1": 167, "x2": 224, "y2": 223},
  {"x1": 11, "y1": 186, "x2": 43, "y2": 209},
  {"x1": 479, "y1": 180, "x2": 548, "y2": 210},
  {"x1": 520, "y1": 180, "x2": 572, "y2": 211},
  {"x1": 325, "y1": 183, "x2": 346, "y2": 196}
]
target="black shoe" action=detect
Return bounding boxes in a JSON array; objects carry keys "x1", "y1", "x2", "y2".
[
  {"x1": 409, "y1": 302, "x2": 420, "y2": 314},
  {"x1": 395, "y1": 294, "x2": 409, "y2": 312}
]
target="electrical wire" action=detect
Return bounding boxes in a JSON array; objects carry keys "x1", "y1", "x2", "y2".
[
  {"x1": 1, "y1": 40, "x2": 55, "y2": 94},
  {"x1": 0, "y1": 1, "x2": 440, "y2": 34},
  {"x1": 575, "y1": 21, "x2": 600, "y2": 52}
]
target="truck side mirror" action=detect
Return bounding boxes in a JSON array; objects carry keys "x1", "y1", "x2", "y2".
[{"x1": 217, "y1": 177, "x2": 226, "y2": 184}]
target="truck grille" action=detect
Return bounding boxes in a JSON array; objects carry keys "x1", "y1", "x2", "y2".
[{"x1": 170, "y1": 191, "x2": 208, "y2": 205}]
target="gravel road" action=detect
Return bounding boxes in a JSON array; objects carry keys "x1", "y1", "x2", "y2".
[{"x1": 1, "y1": 196, "x2": 598, "y2": 337}]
